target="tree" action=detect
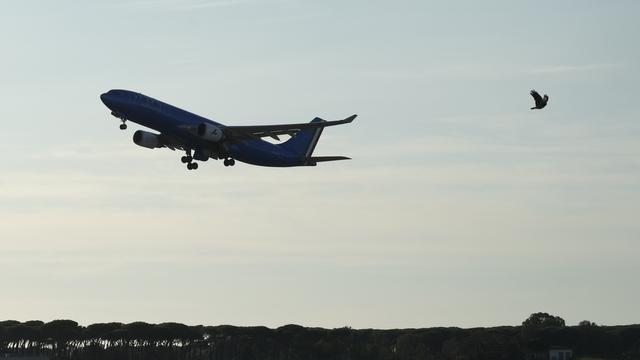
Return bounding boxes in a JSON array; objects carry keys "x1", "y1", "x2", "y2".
[
  {"x1": 579, "y1": 320, "x2": 597, "y2": 327},
  {"x1": 42, "y1": 320, "x2": 81, "y2": 358},
  {"x1": 85, "y1": 322, "x2": 124, "y2": 347},
  {"x1": 522, "y1": 312, "x2": 565, "y2": 329}
]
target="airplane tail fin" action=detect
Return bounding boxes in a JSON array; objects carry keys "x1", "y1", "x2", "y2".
[{"x1": 279, "y1": 118, "x2": 326, "y2": 158}]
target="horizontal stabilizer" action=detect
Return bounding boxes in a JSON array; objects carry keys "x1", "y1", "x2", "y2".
[
  {"x1": 313, "y1": 114, "x2": 357, "y2": 126},
  {"x1": 307, "y1": 156, "x2": 351, "y2": 165}
]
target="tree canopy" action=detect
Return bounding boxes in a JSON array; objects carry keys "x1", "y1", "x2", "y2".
[
  {"x1": 0, "y1": 316, "x2": 638, "y2": 360},
  {"x1": 522, "y1": 312, "x2": 566, "y2": 329}
]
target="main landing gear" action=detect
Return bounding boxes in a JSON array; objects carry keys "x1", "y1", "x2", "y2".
[
  {"x1": 181, "y1": 150, "x2": 199, "y2": 170},
  {"x1": 181, "y1": 150, "x2": 235, "y2": 170},
  {"x1": 187, "y1": 162, "x2": 199, "y2": 170}
]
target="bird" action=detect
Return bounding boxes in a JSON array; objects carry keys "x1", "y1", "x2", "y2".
[{"x1": 530, "y1": 89, "x2": 549, "y2": 110}]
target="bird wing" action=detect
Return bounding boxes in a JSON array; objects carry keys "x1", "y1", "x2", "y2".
[{"x1": 530, "y1": 90, "x2": 543, "y2": 106}]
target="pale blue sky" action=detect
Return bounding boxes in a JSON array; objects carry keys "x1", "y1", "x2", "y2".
[{"x1": 1, "y1": 0, "x2": 639, "y2": 328}]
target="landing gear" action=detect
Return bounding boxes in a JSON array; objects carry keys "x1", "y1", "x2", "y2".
[
  {"x1": 187, "y1": 162, "x2": 199, "y2": 170},
  {"x1": 111, "y1": 110, "x2": 128, "y2": 130},
  {"x1": 183, "y1": 149, "x2": 198, "y2": 170},
  {"x1": 223, "y1": 158, "x2": 235, "y2": 167},
  {"x1": 117, "y1": 114, "x2": 127, "y2": 130}
]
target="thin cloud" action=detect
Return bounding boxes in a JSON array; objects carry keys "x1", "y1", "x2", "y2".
[
  {"x1": 529, "y1": 63, "x2": 622, "y2": 74},
  {"x1": 187, "y1": 0, "x2": 252, "y2": 9},
  {"x1": 113, "y1": 0, "x2": 173, "y2": 8},
  {"x1": 29, "y1": 143, "x2": 154, "y2": 160},
  {"x1": 114, "y1": 0, "x2": 254, "y2": 10}
]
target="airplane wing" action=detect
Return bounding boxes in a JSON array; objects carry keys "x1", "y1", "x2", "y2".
[
  {"x1": 225, "y1": 114, "x2": 357, "y2": 140},
  {"x1": 156, "y1": 133, "x2": 186, "y2": 151}
]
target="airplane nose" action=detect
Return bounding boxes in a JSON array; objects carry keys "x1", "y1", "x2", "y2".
[
  {"x1": 100, "y1": 91, "x2": 117, "y2": 109},
  {"x1": 100, "y1": 92, "x2": 109, "y2": 105}
]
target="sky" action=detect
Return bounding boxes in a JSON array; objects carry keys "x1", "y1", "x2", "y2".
[{"x1": 1, "y1": 0, "x2": 639, "y2": 329}]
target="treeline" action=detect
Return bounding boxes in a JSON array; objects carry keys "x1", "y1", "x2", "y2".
[{"x1": 1, "y1": 318, "x2": 640, "y2": 360}]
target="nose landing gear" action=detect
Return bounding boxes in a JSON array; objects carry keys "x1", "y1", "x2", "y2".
[{"x1": 112, "y1": 112, "x2": 128, "y2": 130}]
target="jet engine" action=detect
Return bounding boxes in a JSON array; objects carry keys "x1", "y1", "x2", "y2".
[
  {"x1": 197, "y1": 123, "x2": 224, "y2": 142},
  {"x1": 133, "y1": 130, "x2": 161, "y2": 149}
]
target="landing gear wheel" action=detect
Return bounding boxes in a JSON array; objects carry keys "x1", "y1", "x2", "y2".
[
  {"x1": 187, "y1": 162, "x2": 198, "y2": 170},
  {"x1": 223, "y1": 159, "x2": 230, "y2": 167},
  {"x1": 181, "y1": 156, "x2": 192, "y2": 164},
  {"x1": 229, "y1": 159, "x2": 235, "y2": 166},
  {"x1": 119, "y1": 123, "x2": 127, "y2": 130}
]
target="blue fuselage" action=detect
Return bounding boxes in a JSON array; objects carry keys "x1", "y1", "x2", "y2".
[{"x1": 100, "y1": 89, "x2": 308, "y2": 167}]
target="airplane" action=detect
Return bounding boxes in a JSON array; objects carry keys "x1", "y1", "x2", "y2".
[{"x1": 99, "y1": 89, "x2": 356, "y2": 170}]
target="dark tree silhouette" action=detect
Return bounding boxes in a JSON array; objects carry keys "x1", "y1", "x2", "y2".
[
  {"x1": 42, "y1": 320, "x2": 82, "y2": 359},
  {"x1": 579, "y1": 320, "x2": 598, "y2": 327},
  {"x1": 522, "y1": 312, "x2": 566, "y2": 328},
  {"x1": 1, "y1": 318, "x2": 639, "y2": 360}
]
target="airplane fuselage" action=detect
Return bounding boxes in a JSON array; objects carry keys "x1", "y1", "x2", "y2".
[{"x1": 100, "y1": 89, "x2": 312, "y2": 167}]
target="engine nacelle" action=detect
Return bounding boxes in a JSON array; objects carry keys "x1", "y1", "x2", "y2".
[
  {"x1": 133, "y1": 130, "x2": 161, "y2": 149},
  {"x1": 197, "y1": 123, "x2": 224, "y2": 142}
]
